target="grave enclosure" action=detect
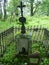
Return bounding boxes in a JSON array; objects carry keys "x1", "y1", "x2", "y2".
[
  {"x1": 15, "y1": 27, "x2": 49, "y2": 65},
  {"x1": 0, "y1": 1, "x2": 49, "y2": 65},
  {"x1": 0, "y1": 25, "x2": 49, "y2": 65},
  {"x1": 14, "y1": 1, "x2": 49, "y2": 65},
  {"x1": 0, "y1": 25, "x2": 47, "y2": 57}
]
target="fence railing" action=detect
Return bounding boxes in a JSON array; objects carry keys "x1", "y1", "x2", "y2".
[
  {"x1": 0, "y1": 27, "x2": 14, "y2": 56},
  {"x1": 14, "y1": 26, "x2": 46, "y2": 42},
  {"x1": 0, "y1": 25, "x2": 49, "y2": 56},
  {"x1": 0, "y1": 26, "x2": 49, "y2": 65}
]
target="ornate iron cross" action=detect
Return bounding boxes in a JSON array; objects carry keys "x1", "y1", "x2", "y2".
[
  {"x1": 17, "y1": 1, "x2": 26, "y2": 17},
  {"x1": 17, "y1": 1, "x2": 26, "y2": 34}
]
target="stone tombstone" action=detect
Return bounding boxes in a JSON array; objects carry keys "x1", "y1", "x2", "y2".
[{"x1": 15, "y1": 34, "x2": 32, "y2": 54}]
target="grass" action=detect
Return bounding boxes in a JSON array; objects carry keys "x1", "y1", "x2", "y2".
[
  {"x1": 25, "y1": 16, "x2": 49, "y2": 30},
  {"x1": 0, "y1": 20, "x2": 14, "y2": 32},
  {"x1": 0, "y1": 39, "x2": 49, "y2": 65},
  {"x1": 0, "y1": 42, "x2": 16, "y2": 63},
  {"x1": 0, "y1": 16, "x2": 49, "y2": 32}
]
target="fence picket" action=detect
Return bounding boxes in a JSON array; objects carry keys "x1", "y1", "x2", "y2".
[
  {"x1": 0, "y1": 27, "x2": 14, "y2": 56},
  {"x1": 0, "y1": 25, "x2": 48, "y2": 57}
]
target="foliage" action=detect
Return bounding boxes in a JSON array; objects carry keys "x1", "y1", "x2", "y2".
[
  {"x1": 6, "y1": 0, "x2": 19, "y2": 22},
  {"x1": 7, "y1": 0, "x2": 19, "y2": 15},
  {"x1": 0, "y1": 20, "x2": 14, "y2": 32},
  {"x1": 40, "y1": 58, "x2": 49, "y2": 65},
  {"x1": 36, "y1": 0, "x2": 49, "y2": 16},
  {"x1": 0, "y1": 15, "x2": 49, "y2": 65},
  {"x1": 0, "y1": 41, "x2": 49, "y2": 65},
  {"x1": 27, "y1": 0, "x2": 49, "y2": 16},
  {"x1": 0, "y1": 12, "x2": 2, "y2": 19},
  {"x1": 0, "y1": 43, "x2": 16, "y2": 64}
]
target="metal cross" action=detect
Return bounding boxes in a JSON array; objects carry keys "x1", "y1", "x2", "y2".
[{"x1": 17, "y1": 1, "x2": 26, "y2": 17}]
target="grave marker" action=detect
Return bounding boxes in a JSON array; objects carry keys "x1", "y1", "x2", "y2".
[
  {"x1": 18, "y1": 1, "x2": 26, "y2": 34},
  {"x1": 16, "y1": 1, "x2": 33, "y2": 55},
  {"x1": 15, "y1": 1, "x2": 41, "y2": 65},
  {"x1": 17, "y1": 1, "x2": 25, "y2": 17}
]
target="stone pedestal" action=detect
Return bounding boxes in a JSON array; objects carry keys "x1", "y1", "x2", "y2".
[{"x1": 15, "y1": 33, "x2": 32, "y2": 54}]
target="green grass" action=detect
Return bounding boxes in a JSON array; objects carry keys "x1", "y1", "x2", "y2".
[
  {"x1": 0, "y1": 16, "x2": 49, "y2": 32},
  {"x1": 0, "y1": 20, "x2": 14, "y2": 32},
  {"x1": 0, "y1": 42, "x2": 16, "y2": 63},
  {"x1": 0, "y1": 41, "x2": 49, "y2": 65},
  {"x1": 25, "y1": 16, "x2": 49, "y2": 30}
]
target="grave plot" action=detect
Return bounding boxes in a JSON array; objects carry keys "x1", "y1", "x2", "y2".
[
  {"x1": 0, "y1": 25, "x2": 49, "y2": 64},
  {"x1": 0, "y1": 27, "x2": 14, "y2": 56},
  {"x1": 13, "y1": 2, "x2": 49, "y2": 65},
  {"x1": 14, "y1": 26, "x2": 49, "y2": 65},
  {"x1": 0, "y1": 1, "x2": 49, "y2": 65},
  {"x1": 9, "y1": 13, "x2": 49, "y2": 63}
]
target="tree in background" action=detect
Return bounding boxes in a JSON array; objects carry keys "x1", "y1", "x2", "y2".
[
  {"x1": 30, "y1": 0, "x2": 42, "y2": 16},
  {"x1": 29, "y1": 0, "x2": 42, "y2": 16},
  {"x1": 0, "y1": 10, "x2": 2, "y2": 19},
  {"x1": 5, "y1": 0, "x2": 49, "y2": 18},
  {"x1": 0, "y1": 0, "x2": 7, "y2": 20},
  {"x1": 7, "y1": 0, "x2": 19, "y2": 16},
  {"x1": 30, "y1": 0, "x2": 34, "y2": 16},
  {"x1": 7, "y1": 0, "x2": 19, "y2": 22},
  {"x1": 41, "y1": 0, "x2": 49, "y2": 16},
  {"x1": 4, "y1": 0, "x2": 6, "y2": 19},
  {"x1": 36, "y1": 0, "x2": 49, "y2": 16},
  {"x1": 34, "y1": 0, "x2": 42, "y2": 16}
]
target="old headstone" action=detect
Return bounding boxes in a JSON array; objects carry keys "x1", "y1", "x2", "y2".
[
  {"x1": 16, "y1": 34, "x2": 32, "y2": 54},
  {"x1": 15, "y1": 1, "x2": 32, "y2": 55},
  {"x1": 15, "y1": 1, "x2": 40, "y2": 65}
]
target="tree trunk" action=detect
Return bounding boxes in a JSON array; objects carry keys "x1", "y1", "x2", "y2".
[
  {"x1": 4, "y1": 0, "x2": 6, "y2": 19},
  {"x1": 30, "y1": 0, "x2": 34, "y2": 16}
]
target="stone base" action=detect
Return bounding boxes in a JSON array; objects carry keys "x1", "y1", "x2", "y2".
[{"x1": 15, "y1": 33, "x2": 32, "y2": 54}]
